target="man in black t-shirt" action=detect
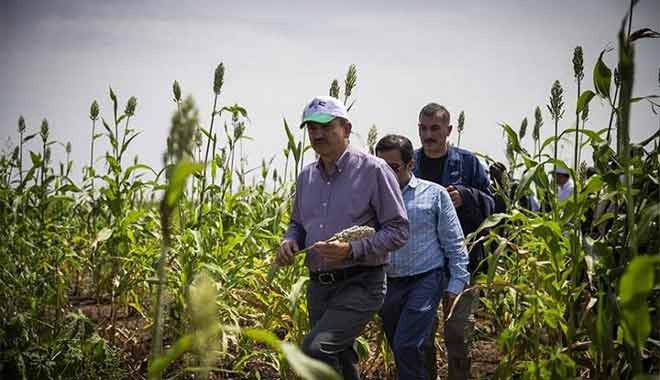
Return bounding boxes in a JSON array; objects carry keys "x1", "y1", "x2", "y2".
[{"x1": 413, "y1": 103, "x2": 494, "y2": 380}]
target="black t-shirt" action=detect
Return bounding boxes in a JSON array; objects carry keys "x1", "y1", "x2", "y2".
[{"x1": 419, "y1": 150, "x2": 447, "y2": 185}]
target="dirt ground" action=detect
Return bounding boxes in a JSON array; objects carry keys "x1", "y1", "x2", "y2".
[{"x1": 74, "y1": 299, "x2": 501, "y2": 379}]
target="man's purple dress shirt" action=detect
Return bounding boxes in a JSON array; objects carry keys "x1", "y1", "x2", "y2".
[{"x1": 284, "y1": 145, "x2": 410, "y2": 272}]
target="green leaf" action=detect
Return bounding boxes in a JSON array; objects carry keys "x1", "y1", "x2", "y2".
[
  {"x1": 244, "y1": 328, "x2": 339, "y2": 379},
  {"x1": 468, "y1": 213, "x2": 509, "y2": 241},
  {"x1": 109, "y1": 86, "x2": 118, "y2": 121},
  {"x1": 29, "y1": 151, "x2": 41, "y2": 166},
  {"x1": 105, "y1": 154, "x2": 121, "y2": 175},
  {"x1": 630, "y1": 94, "x2": 660, "y2": 103},
  {"x1": 23, "y1": 133, "x2": 38, "y2": 143},
  {"x1": 593, "y1": 49, "x2": 612, "y2": 99},
  {"x1": 631, "y1": 203, "x2": 660, "y2": 253},
  {"x1": 243, "y1": 328, "x2": 281, "y2": 350},
  {"x1": 499, "y1": 123, "x2": 522, "y2": 152},
  {"x1": 91, "y1": 228, "x2": 113, "y2": 250},
  {"x1": 280, "y1": 342, "x2": 341, "y2": 380},
  {"x1": 57, "y1": 183, "x2": 80, "y2": 193},
  {"x1": 619, "y1": 255, "x2": 660, "y2": 350},
  {"x1": 283, "y1": 118, "x2": 298, "y2": 154},
  {"x1": 148, "y1": 334, "x2": 194, "y2": 379},
  {"x1": 163, "y1": 160, "x2": 203, "y2": 209},
  {"x1": 629, "y1": 27, "x2": 660, "y2": 41},
  {"x1": 577, "y1": 90, "x2": 596, "y2": 114},
  {"x1": 288, "y1": 276, "x2": 308, "y2": 312}
]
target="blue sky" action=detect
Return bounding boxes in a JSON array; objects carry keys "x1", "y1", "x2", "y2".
[{"x1": 2, "y1": 0, "x2": 659, "y2": 181}]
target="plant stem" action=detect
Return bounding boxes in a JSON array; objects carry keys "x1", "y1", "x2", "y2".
[{"x1": 197, "y1": 94, "x2": 219, "y2": 223}]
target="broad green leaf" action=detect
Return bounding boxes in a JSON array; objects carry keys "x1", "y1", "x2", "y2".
[
  {"x1": 164, "y1": 160, "x2": 203, "y2": 209},
  {"x1": 619, "y1": 255, "x2": 660, "y2": 350},
  {"x1": 593, "y1": 49, "x2": 612, "y2": 99},
  {"x1": 288, "y1": 276, "x2": 308, "y2": 312},
  {"x1": 280, "y1": 342, "x2": 340, "y2": 380},
  {"x1": 243, "y1": 328, "x2": 282, "y2": 350},
  {"x1": 91, "y1": 228, "x2": 113, "y2": 250},
  {"x1": 29, "y1": 151, "x2": 41, "y2": 166},
  {"x1": 499, "y1": 123, "x2": 522, "y2": 152},
  {"x1": 148, "y1": 334, "x2": 194, "y2": 379},
  {"x1": 577, "y1": 90, "x2": 595, "y2": 114},
  {"x1": 630, "y1": 203, "x2": 660, "y2": 254}
]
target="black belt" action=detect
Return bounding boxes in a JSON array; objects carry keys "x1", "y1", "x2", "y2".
[
  {"x1": 310, "y1": 265, "x2": 383, "y2": 285},
  {"x1": 387, "y1": 267, "x2": 441, "y2": 283}
]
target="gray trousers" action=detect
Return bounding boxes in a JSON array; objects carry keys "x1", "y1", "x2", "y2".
[
  {"x1": 425, "y1": 289, "x2": 476, "y2": 380},
  {"x1": 303, "y1": 267, "x2": 386, "y2": 380}
]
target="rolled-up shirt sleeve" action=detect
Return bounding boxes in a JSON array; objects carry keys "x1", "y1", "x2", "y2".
[
  {"x1": 437, "y1": 187, "x2": 470, "y2": 294},
  {"x1": 350, "y1": 163, "x2": 409, "y2": 259}
]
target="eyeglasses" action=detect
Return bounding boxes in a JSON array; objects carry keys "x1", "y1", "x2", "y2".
[{"x1": 387, "y1": 162, "x2": 402, "y2": 172}]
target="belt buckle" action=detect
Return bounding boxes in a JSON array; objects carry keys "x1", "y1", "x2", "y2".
[{"x1": 318, "y1": 272, "x2": 335, "y2": 285}]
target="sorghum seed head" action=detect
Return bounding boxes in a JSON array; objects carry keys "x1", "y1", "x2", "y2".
[
  {"x1": 90, "y1": 100, "x2": 100, "y2": 121},
  {"x1": 173, "y1": 80, "x2": 182, "y2": 102},
  {"x1": 331, "y1": 225, "x2": 376, "y2": 243},
  {"x1": 213, "y1": 63, "x2": 225, "y2": 95},
  {"x1": 519, "y1": 117, "x2": 528, "y2": 139},
  {"x1": 344, "y1": 64, "x2": 357, "y2": 99},
  {"x1": 329, "y1": 79, "x2": 340, "y2": 99},
  {"x1": 18, "y1": 116, "x2": 26, "y2": 134},
  {"x1": 572, "y1": 46, "x2": 584, "y2": 81},
  {"x1": 40, "y1": 119, "x2": 49, "y2": 141},
  {"x1": 125, "y1": 96, "x2": 137, "y2": 116}
]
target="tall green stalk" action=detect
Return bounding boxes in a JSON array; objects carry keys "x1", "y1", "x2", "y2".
[
  {"x1": 150, "y1": 96, "x2": 199, "y2": 374},
  {"x1": 547, "y1": 80, "x2": 565, "y2": 216},
  {"x1": 89, "y1": 100, "x2": 99, "y2": 193},
  {"x1": 617, "y1": 19, "x2": 635, "y2": 259},
  {"x1": 606, "y1": 68, "x2": 622, "y2": 145},
  {"x1": 17, "y1": 116, "x2": 25, "y2": 185},
  {"x1": 568, "y1": 45, "x2": 584, "y2": 350},
  {"x1": 198, "y1": 63, "x2": 224, "y2": 223}
]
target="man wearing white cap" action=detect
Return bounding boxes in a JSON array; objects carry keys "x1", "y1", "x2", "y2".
[
  {"x1": 276, "y1": 96, "x2": 410, "y2": 379},
  {"x1": 554, "y1": 166, "x2": 574, "y2": 202}
]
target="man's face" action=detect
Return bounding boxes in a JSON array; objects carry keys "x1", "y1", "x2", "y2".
[
  {"x1": 556, "y1": 173, "x2": 569, "y2": 186},
  {"x1": 306, "y1": 118, "x2": 350, "y2": 158},
  {"x1": 418, "y1": 113, "x2": 452, "y2": 155},
  {"x1": 376, "y1": 149, "x2": 412, "y2": 187}
]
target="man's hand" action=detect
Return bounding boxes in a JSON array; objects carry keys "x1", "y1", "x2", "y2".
[
  {"x1": 276, "y1": 239, "x2": 299, "y2": 266},
  {"x1": 313, "y1": 240, "x2": 352, "y2": 265},
  {"x1": 443, "y1": 292, "x2": 458, "y2": 320},
  {"x1": 446, "y1": 185, "x2": 463, "y2": 208}
]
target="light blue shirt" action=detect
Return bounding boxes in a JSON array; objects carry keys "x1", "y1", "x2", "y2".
[{"x1": 387, "y1": 175, "x2": 470, "y2": 295}]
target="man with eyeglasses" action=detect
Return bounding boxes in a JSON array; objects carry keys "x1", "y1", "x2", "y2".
[
  {"x1": 375, "y1": 134, "x2": 469, "y2": 380},
  {"x1": 414, "y1": 103, "x2": 494, "y2": 380},
  {"x1": 276, "y1": 96, "x2": 409, "y2": 380}
]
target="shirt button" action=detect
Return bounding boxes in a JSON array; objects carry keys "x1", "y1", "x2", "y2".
[
  {"x1": 322, "y1": 202, "x2": 327, "y2": 207},
  {"x1": 320, "y1": 224, "x2": 324, "y2": 228}
]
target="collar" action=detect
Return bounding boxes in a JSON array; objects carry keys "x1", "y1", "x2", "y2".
[
  {"x1": 402, "y1": 174, "x2": 419, "y2": 193},
  {"x1": 315, "y1": 145, "x2": 352, "y2": 175}
]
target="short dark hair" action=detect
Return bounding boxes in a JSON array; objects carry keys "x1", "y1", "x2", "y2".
[
  {"x1": 419, "y1": 103, "x2": 451, "y2": 124},
  {"x1": 375, "y1": 134, "x2": 414, "y2": 164}
]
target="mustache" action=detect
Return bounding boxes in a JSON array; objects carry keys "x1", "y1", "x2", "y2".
[
  {"x1": 312, "y1": 139, "x2": 327, "y2": 144},
  {"x1": 423, "y1": 139, "x2": 437, "y2": 144}
]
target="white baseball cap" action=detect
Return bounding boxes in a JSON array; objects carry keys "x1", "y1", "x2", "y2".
[{"x1": 300, "y1": 96, "x2": 351, "y2": 128}]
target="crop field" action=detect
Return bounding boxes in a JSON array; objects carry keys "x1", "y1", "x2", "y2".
[{"x1": 1, "y1": 3, "x2": 659, "y2": 380}]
